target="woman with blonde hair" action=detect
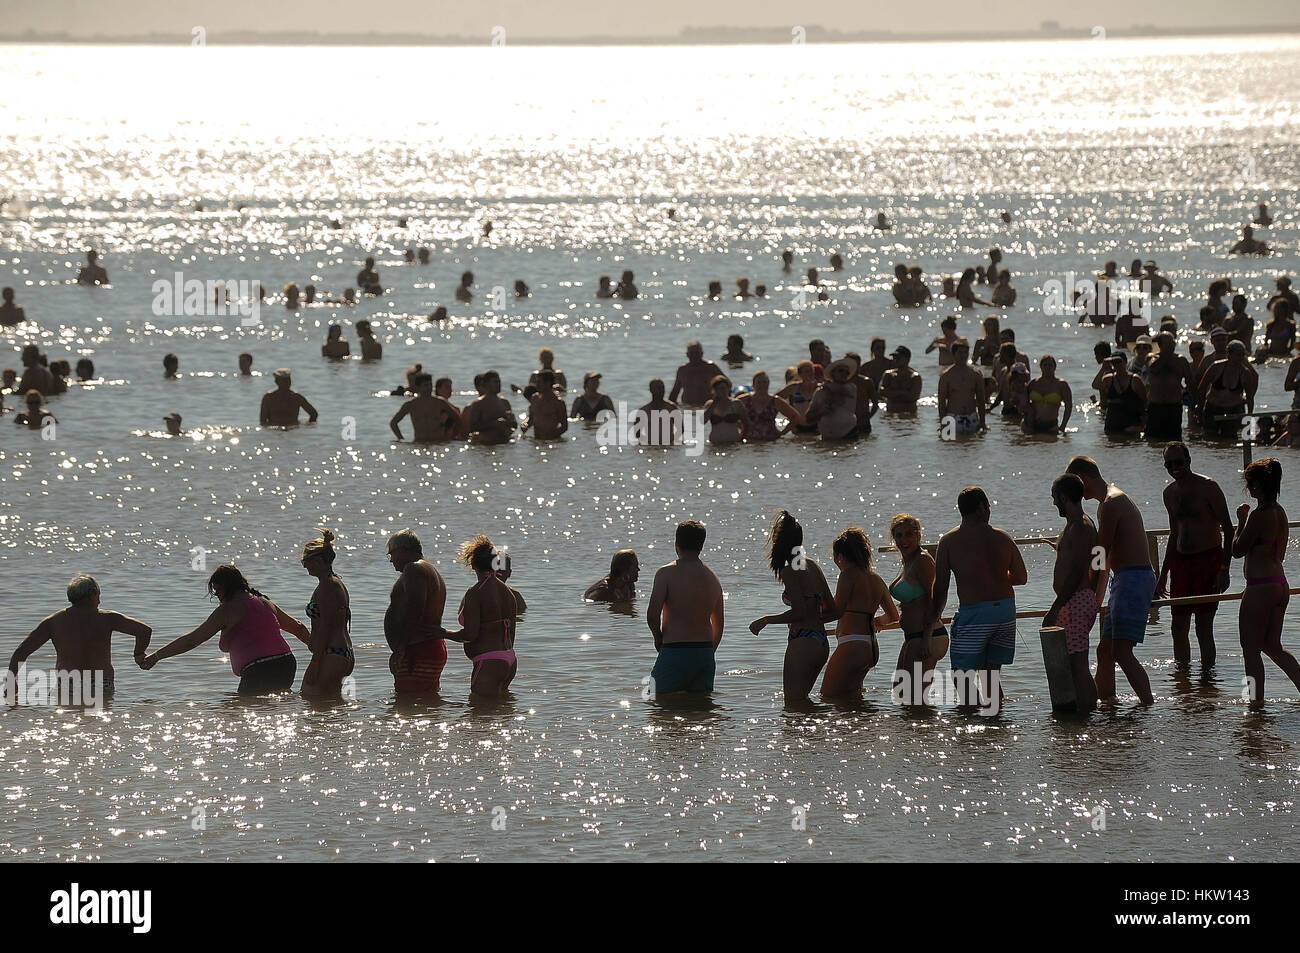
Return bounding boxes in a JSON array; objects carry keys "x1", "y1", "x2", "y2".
[
  {"x1": 821, "y1": 527, "x2": 897, "y2": 698},
  {"x1": 888, "y1": 514, "x2": 949, "y2": 705},
  {"x1": 300, "y1": 528, "x2": 354, "y2": 699},
  {"x1": 442, "y1": 535, "x2": 519, "y2": 696}
]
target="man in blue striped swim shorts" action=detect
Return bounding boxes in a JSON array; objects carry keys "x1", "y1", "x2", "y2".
[{"x1": 931, "y1": 486, "x2": 1028, "y2": 710}]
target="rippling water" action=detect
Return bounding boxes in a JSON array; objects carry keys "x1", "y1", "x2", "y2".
[{"x1": 1, "y1": 37, "x2": 1298, "y2": 861}]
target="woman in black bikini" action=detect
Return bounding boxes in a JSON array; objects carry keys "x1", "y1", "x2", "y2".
[
  {"x1": 570, "y1": 371, "x2": 615, "y2": 421},
  {"x1": 300, "y1": 528, "x2": 354, "y2": 699},
  {"x1": 1101, "y1": 355, "x2": 1146, "y2": 435},
  {"x1": 1201, "y1": 341, "x2": 1256, "y2": 439},
  {"x1": 1233, "y1": 459, "x2": 1300, "y2": 706},
  {"x1": 749, "y1": 510, "x2": 837, "y2": 704},
  {"x1": 821, "y1": 527, "x2": 897, "y2": 699}
]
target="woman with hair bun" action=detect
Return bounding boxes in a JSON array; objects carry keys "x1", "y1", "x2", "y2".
[
  {"x1": 821, "y1": 527, "x2": 897, "y2": 698},
  {"x1": 748, "y1": 510, "x2": 837, "y2": 703},
  {"x1": 1233, "y1": 458, "x2": 1300, "y2": 704},
  {"x1": 141, "y1": 565, "x2": 309, "y2": 695},
  {"x1": 300, "y1": 528, "x2": 354, "y2": 699},
  {"x1": 442, "y1": 535, "x2": 519, "y2": 696}
]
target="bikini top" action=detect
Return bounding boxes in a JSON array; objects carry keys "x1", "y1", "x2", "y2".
[
  {"x1": 306, "y1": 577, "x2": 351, "y2": 621},
  {"x1": 890, "y1": 577, "x2": 927, "y2": 604},
  {"x1": 1029, "y1": 388, "x2": 1062, "y2": 406},
  {"x1": 459, "y1": 573, "x2": 516, "y2": 644}
]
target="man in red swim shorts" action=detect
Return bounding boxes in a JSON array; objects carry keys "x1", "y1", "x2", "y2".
[
  {"x1": 1045, "y1": 474, "x2": 1100, "y2": 713},
  {"x1": 1156, "y1": 443, "x2": 1234, "y2": 668},
  {"x1": 384, "y1": 530, "x2": 448, "y2": 694}
]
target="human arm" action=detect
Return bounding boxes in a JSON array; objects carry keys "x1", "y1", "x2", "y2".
[
  {"x1": 930, "y1": 537, "x2": 951, "y2": 628},
  {"x1": 298, "y1": 394, "x2": 319, "y2": 423},
  {"x1": 389, "y1": 401, "x2": 411, "y2": 439},
  {"x1": 1156, "y1": 487, "x2": 1178, "y2": 598},
  {"x1": 646, "y1": 569, "x2": 667, "y2": 650},
  {"x1": 668, "y1": 369, "x2": 683, "y2": 404},
  {"x1": 8, "y1": 617, "x2": 53, "y2": 676},
  {"x1": 1058, "y1": 381, "x2": 1072, "y2": 430},
  {"x1": 106, "y1": 612, "x2": 153, "y2": 661},
  {"x1": 259, "y1": 393, "x2": 271, "y2": 426},
  {"x1": 264, "y1": 597, "x2": 310, "y2": 646},
  {"x1": 142, "y1": 602, "x2": 235, "y2": 668}
]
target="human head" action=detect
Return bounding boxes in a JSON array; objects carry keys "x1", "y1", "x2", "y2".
[
  {"x1": 1244, "y1": 457, "x2": 1282, "y2": 501},
  {"x1": 890, "y1": 345, "x2": 911, "y2": 366},
  {"x1": 538, "y1": 347, "x2": 555, "y2": 368},
  {"x1": 710, "y1": 373, "x2": 731, "y2": 397},
  {"x1": 1050, "y1": 473, "x2": 1086, "y2": 519},
  {"x1": 1163, "y1": 441, "x2": 1191, "y2": 479},
  {"x1": 1065, "y1": 455, "x2": 1105, "y2": 500},
  {"x1": 207, "y1": 564, "x2": 253, "y2": 602},
  {"x1": 76, "y1": 358, "x2": 95, "y2": 380},
  {"x1": 458, "y1": 534, "x2": 498, "y2": 574},
  {"x1": 871, "y1": 337, "x2": 885, "y2": 357},
  {"x1": 686, "y1": 340, "x2": 703, "y2": 361},
  {"x1": 767, "y1": 509, "x2": 803, "y2": 577},
  {"x1": 163, "y1": 353, "x2": 179, "y2": 375},
  {"x1": 274, "y1": 368, "x2": 292, "y2": 388},
  {"x1": 890, "y1": 513, "x2": 922, "y2": 559},
  {"x1": 301, "y1": 527, "x2": 337, "y2": 570},
  {"x1": 435, "y1": 377, "x2": 452, "y2": 398},
  {"x1": 1093, "y1": 341, "x2": 1112, "y2": 364},
  {"x1": 357, "y1": 320, "x2": 372, "y2": 336},
  {"x1": 413, "y1": 372, "x2": 433, "y2": 394},
  {"x1": 648, "y1": 377, "x2": 665, "y2": 399},
  {"x1": 832, "y1": 527, "x2": 872, "y2": 570},
  {"x1": 675, "y1": 520, "x2": 706, "y2": 555},
  {"x1": 386, "y1": 529, "x2": 423, "y2": 571},
  {"x1": 66, "y1": 573, "x2": 100, "y2": 606},
  {"x1": 583, "y1": 370, "x2": 602, "y2": 392},
  {"x1": 956, "y1": 486, "x2": 990, "y2": 519},
  {"x1": 238, "y1": 352, "x2": 252, "y2": 374},
  {"x1": 751, "y1": 370, "x2": 770, "y2": 394},
  {"x1": 609, "y1": 549, "x2": 639, "y2": 583}
]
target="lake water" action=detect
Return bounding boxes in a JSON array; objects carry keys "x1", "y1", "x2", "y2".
[{"x1": 0, "y1": 37, "x2": 1298, "y2": 861}]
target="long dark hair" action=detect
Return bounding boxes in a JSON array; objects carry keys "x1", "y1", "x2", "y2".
[
  {"x1": 833, "y1": 527, "x2": 872, "y2": 570},
  {"x1": 767, "y1": 509, "x2": 803, "y2": 578},
  {"x1": 1245, "y1": 457, "x2": 1282, "y2": 500},
  {"x1": 207, "y1": 564, "x2": 261, "y2": 601}
]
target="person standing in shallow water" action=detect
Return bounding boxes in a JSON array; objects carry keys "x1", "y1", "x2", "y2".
[
  {"x1": 1233, "y1": 458, "x2": 1300, "y2": 706},
  {"x1": 821, "y1": 527, "x2": 897, "y2": 699},
  {"x1": 749, "y1": 510, "x2": 838, "y2": 704},
  {"x1": 1156, "y1": 443, "x2": 1232, "y2": 669},
  {"x1": 442, "y1": 536, "x2": 520, "y2": 697},
  {"x1": 646, "y1": 521, "x2": 724, "y2": 695},
  {"x1": 299, "y1": 529, "x2": 354, "y2": 699},
  {"x1": 1066, "y1": 456, "x2": 1155, "y2": 705},
  {"x1": 8, "y1": 574, "x2": 152, "y2": 698},
  {"x1": 931, "y1": 487, "x2": 1026, "y2": 708},
  {"x1": 887, "y1": 514, "x2": 948, "y2": 705},
  {"x1": 384, "y1": 530, "x2": 448, "y2": 695},
  {"x1": 140, "y1": 565, "x2": 308, "y2": 695},
  {"x1": 260, "y1": 369, "x2": 318, "y2": 426},
  {"x1": 1042, "y1": 474, "x2": 1100, "y2": 713}
]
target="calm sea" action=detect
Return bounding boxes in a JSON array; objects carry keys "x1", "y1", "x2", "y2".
[{"x1": 0, "y1": 37, "x2": 1297, "y2": 861}]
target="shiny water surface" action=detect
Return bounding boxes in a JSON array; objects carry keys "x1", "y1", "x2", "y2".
[{"x1": 0, "y1": 38, "x2": 1298, "y2": 861}]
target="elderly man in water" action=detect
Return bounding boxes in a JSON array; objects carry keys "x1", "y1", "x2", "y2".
[
  {"x1": 669, "y1": 341, "x2": 724, "y2": 407},
  {"x1": 260, "y1": 368, "x2": 319, "y2": 426},
  {"x1": 8, "y1": 574, "x2": 152, "y2": 700}
]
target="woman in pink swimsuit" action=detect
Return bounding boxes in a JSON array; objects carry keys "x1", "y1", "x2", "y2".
[
  {"x1": 1233, "y1": 458, "x2": 1300, "y2": 705},
  {"x1": 141, "y1": 565, "x2": 309, "y2": 695},
  {"x1": 442, "y1": 536, "x2": 519, "y2": 697}
]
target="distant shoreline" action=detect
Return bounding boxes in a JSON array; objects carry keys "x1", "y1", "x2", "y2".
[{"x1": 2, "y1": 24, "x2": 1299, "y2": 47}]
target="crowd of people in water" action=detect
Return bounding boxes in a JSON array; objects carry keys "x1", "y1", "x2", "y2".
[
  {"x1": 8, "y1": 453, "x2": 1300, "y2": 711},
  {"x1": 4, "y1": 203, "x2": 1299, "y2": 707}
]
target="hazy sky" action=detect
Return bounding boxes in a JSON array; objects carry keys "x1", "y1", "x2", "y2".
[{"x1": 6, "y1": 0, "x2": 1298, "y2": 37}]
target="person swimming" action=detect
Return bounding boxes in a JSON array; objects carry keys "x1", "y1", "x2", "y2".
[
  {"x1": 584, "y1": 550, "x2": 640, "y2": 602},
  {"x1": 322, "y1": 324, "x2": 350, "y2": 359}
]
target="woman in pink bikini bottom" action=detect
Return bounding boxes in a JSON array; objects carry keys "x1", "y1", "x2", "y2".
[{"x1": 442, "y1": 536, "x2": 519, "y2": 696}]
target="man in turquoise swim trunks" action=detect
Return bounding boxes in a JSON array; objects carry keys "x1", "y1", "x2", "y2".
[
  {"x1": 1065, "y1": 456, "x2": 1156, "y2": 704},
  {"x1": 646, "y1": 521, "x2": 725, "y2": 696},
  {"x1": 932, "y1": 487, "x2": 1027, "y2": 710}
]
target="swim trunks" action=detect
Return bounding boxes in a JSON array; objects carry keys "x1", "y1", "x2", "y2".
[
  {"x1": 649, "y1": 641, "x2": 715, "y2": 694},
  {"x1": 1169, "y1": 546, "x2": 1224, "y2": 617},
  {"x1": 1100, "y1": 567, "x2": 1156, "y2": 643},
  {"x1": 949, "y1": 598, "x2": 1017, "y2": 670},
  {"x1": 953, "y1": 412, "x2": 981, "y2": 433},
  {"x1": 1145, "y1": 401, "x2": 1183, "y2": 440},
  {"x1": 1056, "y1": 588, "x2": 1098, "y2": 655},
  {"x1": 391, "y1": 637, "x2": 448, "y2": 693}
]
